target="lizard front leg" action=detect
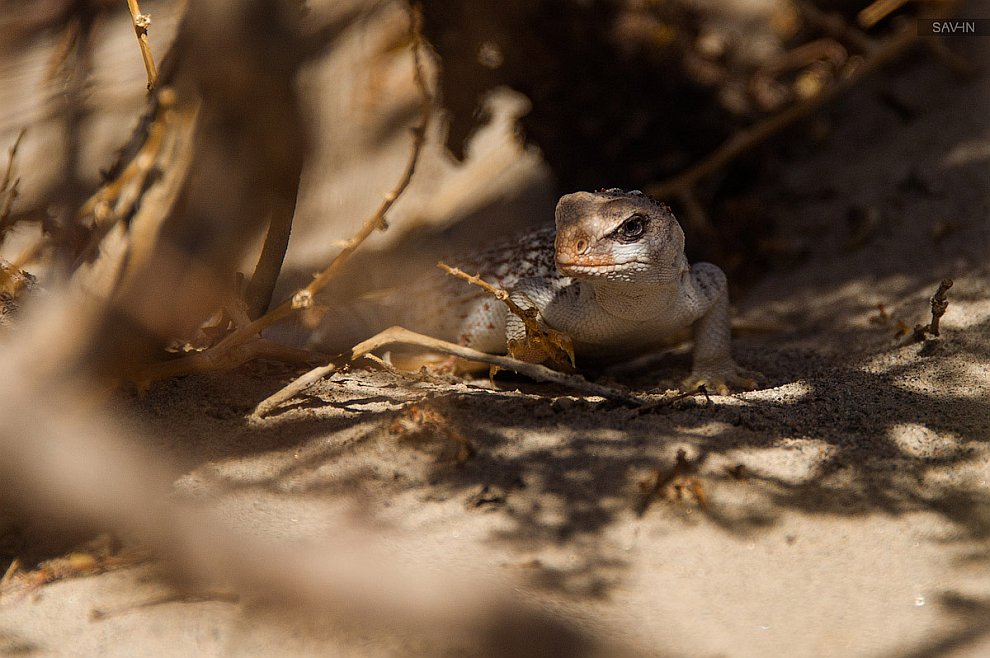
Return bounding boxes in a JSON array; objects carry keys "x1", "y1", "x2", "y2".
[
  {"x1": 682, "y1": 263, "x2": 756, "y2": 394},
  {"x1": 504, "y1": 277, "x2": 575, "y2": 367}
]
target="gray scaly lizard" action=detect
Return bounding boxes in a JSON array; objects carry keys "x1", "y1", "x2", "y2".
[{"x1": 310, "y1": 188, "x2": 755, "y2": 393}]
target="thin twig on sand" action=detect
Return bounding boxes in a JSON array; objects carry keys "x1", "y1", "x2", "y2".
[
  {"x1": 927, "y1": 278, "x2": 953, "y2": 337},
  {"x1": 351, "y1": 325, "x2": 642, "y2": 404},
  {"x1": 252, "y1": 361, "x2": 337, "y2": 419},
  {"x1": 910, "y1": 278, "x2": 953, "y2": 342},
  {"x1": 636, "y1": 449, "x2": 708, "y2": 516}
]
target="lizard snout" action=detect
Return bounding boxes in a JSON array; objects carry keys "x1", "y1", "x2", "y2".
[{"x1": 555, "y1": 229, "x2": 593, "y2": 264}]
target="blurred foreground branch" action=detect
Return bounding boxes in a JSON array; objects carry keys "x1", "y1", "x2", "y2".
[
  {"x1": 0, "y1": 130, "x2": 25, "y2": 245},
  {"x1": 125, "y1": 0, "x2": 158, "y2": 90},
  {"x1": 137, "y1": 3, "x2": 432, "y2": 387},
  {"x1": 0, "y1": 1, "x2": 530, "y2": 646},
  {"x1": 64, "y1": 0, "x2": 310, "y2": 384},
  {"x1": 0, "y1": 315, "x2": 494, "y2": 635}
]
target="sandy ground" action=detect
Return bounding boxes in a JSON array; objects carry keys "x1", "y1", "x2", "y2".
[{"x1": 1, "y1": 2, "x2": 989, "y2": 656}]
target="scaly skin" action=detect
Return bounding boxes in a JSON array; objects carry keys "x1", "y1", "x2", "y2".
[
  {"x1": 504, "y1": 189, "x2": 754, "y2": 393},
  {"x1": 310, "y1": 189, "x2": 755, "y2": 392}
]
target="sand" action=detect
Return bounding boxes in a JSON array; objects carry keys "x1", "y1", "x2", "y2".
[{"x1": 1, "y1": 1, "x2": 988, "y2": 656}]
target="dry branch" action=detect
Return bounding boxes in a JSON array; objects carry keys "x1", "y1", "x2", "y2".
[
  {"x1": 136, "y1": 337, "x2": 321, "y2": 387},
  {"x1": 0, "y1": 130, "x2": 23, "y2": 196},
  {"x1": 351, "y1": 325, "x2": 642, "y2": 404},
  {"x1": 0, "y1": 129, "x2": 25, "y2": 244},
  {"x1": 909, "y1": 278, "x2": 953, "y2": 342},
  {"x1": 251, "y1": 361, "x2": 337, "y2": 418},
  {"x1": 70, "y1": 0, "x2": 313, "y2": 383},
  {"x1": 438, "y1": 261, "x2": 575, "y2": 370},
  {"x1": 136, "y1": 4, "x2": 432, "y2": 387},
  {"x1": 928, "y1": 278, "x2": 952, "y2": 336},
  {"x1": 0, "y1": 339, "x2": 493, "y2": 635},
  {"x1": 857, "y1": 0, "x2": 911, "y2": 29},
  {"x1": 126, "y1": 0, "x2": 158, "y2": 90},
  {"x1": 646, "y1": 20, "x2": 920, "y2": 231}
]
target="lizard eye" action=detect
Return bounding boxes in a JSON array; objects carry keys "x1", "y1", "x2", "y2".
[{"x1": 615, "y1": 214, "x2": 646, "y2": 241}]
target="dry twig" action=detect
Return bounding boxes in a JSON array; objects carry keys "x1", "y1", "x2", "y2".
[
  {"x1": 126, "y1": 0, "x2": 158, "y2": 90},
  {"x1": 909, "y1": 278, "x2": 953, "y2": 342},
  {"x1": 0, "y1": 557, "x2": 21, "y2": 595},
  {"x1": 137, "y1": 4, "x2": 432, "y2": 387},
  {"x1": 928, "y1": 278, "x2": 953, "y2": 337},
  {"x1": 0, "y1": 534, "x2": 145, "y2": 600},
  {"x1": 389, "y1": 403, "x2": 474, "y2": 464},
  {"x1": 352, "y1": 325, "x2": 642, "y2": 405},
  {"x1": 438, "y1": 262, "x2": 575, "y2": 371},
  {"x1": 0, "y1": 130, "x2": 25, "y2": 246},
  {"x1": 636, "y1": 449, "x2": 708, "y2": 516},
  {"x1": 646, "y1": 20, "x2": 920, "y2": 232},
  {"x1": 252, "y1": 361, "x2": 337, "y2": 418},
  {"x1": 74, "y1": 87, "x2": 197, "y2": 276},
  {"x1": 635, "y1": 385, "x2": 708, "y2": 413},
  {"x1": 857, "y1": 0, "x2": 911, "y2": 29},
  {"x1": 51, "y1": 7, "x2": 96, "y2": 272}
]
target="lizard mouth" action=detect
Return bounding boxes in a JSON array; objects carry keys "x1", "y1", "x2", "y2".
[{"x1": 556, "y1": 257, "x2": 646, "y2": 277}]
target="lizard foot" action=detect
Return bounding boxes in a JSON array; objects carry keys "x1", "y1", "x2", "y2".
[{"x1": 682, "y1": 365, "x2": 758, "y2": 395}]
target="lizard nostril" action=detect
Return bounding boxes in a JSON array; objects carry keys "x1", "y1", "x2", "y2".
[{"x1": 576, "y1": 239, "x2": 588, "y2": 254}]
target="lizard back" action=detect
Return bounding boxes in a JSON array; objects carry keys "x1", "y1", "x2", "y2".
[{"x1": 309, "y1": 225, "x2": 559, "y2": 353}]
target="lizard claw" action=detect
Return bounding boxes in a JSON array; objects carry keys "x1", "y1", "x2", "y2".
[{"x1": 682, "y1": 365, "x2": 758, "y2": 395}]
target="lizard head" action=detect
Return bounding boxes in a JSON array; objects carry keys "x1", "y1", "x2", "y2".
[{"x1": 554, "y1": 189, "x2": 686, "y2": 283}]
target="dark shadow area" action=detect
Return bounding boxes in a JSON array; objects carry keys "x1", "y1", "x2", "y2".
[
  {"x1": 135, "y1": 285, "x2": 989, "y2": 602},
  {"x1": 881, "y1": 592, "x2": 990, "y2": 658}
]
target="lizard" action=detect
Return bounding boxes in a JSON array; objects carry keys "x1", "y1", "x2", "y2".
[{"x1": 308, "y1": 188, "x2": 756, "y2": 393}]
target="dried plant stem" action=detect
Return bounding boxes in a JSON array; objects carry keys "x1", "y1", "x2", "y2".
[
  {"x1": 438, "y1": 262, "x2": 576, "y2": 369},
  {"x1": 908, "y1": 278, "x2": 953, "y2": 343},
  {"x1": 0, "y1": 557, "x2": 21, "y2": 593},
  {"x1": 646, "y1": 22, "x2": 919, "y2": 224},
  {"x1": 437, "y1": 262, "x2": 533, "y2": 329},
  {"x1": 52, "y1": 8, "x2": 95, "y2": 275},
  {"x1": 0, "y1": 130, "x2": 25, "y2": 243},
  {"x1": 857, "y1": 0, "x2": 911, "y2": 28},
  {"x1": 136, "y1": 5, "x2": 431, "y2": 386},
  {"x1": 0, "y1": 129, "x2": 24, "y2": 195},
  {"x1": 243, "y1": 194, "x2": 295, "y2": 318},
  {"x1": 928, "y1": 279, "x2": 952, "y2": 337},
  {"x1": 635, "y1": 385, "x2": 706, "y2": 412},
  {"x1": 135, "y1": 338, "x2": 321, "y2": 387},
  {"x1": 351, "y1": 326, "x2": 642, "y2": 404},
  {"x1": 798, "y1": 2, "x2": 875, "y2": 54},
  {"x1": 252, "y1": 362, "x2": 337, "y2": 418},
  {"x1": 126, "y1": 0, "x2": 158, "y2": 90}
]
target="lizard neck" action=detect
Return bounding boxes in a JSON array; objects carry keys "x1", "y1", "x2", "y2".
[
  {"x1": 581, "y1": 253, "x2": 690, "y2": 321},
  {"x1": 586, "y1": 274, "x2": 684, "y2": 321}
]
